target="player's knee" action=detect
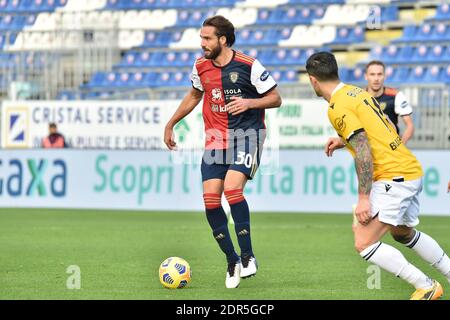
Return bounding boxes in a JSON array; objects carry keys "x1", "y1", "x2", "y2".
[
  {"x1": 391, "y1": 229, "x2": 415, "y2": 244},
  {"x1": 203, "y1": 193, "x2": 222, "y2": 210},
  {"x1": 354, "y1": 240, "x2": 375, "y2": 254},
  {"x1": 224, "y1": 189, "x2": 245, "y2": 205}
]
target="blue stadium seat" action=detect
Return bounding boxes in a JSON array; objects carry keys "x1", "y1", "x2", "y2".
[
  {"x1": 249, "y1": 29, "x2": 270, "y2": 46},
  {"x1": 415, "y1": 24, "x2": 434, "y2": 42},
  {"x1": 408, "y1": 66, "x2": 426, "y2": 83},
  {"x1": 442, "y1": 46, "x2": 450, "y2": 63},
  {"x1": 160, "y1": 52, "x2": 174, "y2": 67},
  {"x1": 117, "y1": 51, "x2": 138, "y2": 68},
  {"x1": 83, "y1": 91, "x2": 102, "y2": 99},
  {"x1": 142, "y1": 31, "x2": 179, "y2": 48},
  {"x1": 238, "y1": 29, "x2": 277, "y2": 46},
  {"x1": 338, "y1": 67, "x2": 350, "y2": 83},
  {"x1": 117, "y1": 72, "x2": 142, "y2": 88},
  {"x1": 18, "y1": 0, "x2": 34, "y2": 12},
  {"x1": 57, "y1": 90, "x2": 77, "y2": 100},
  {"x1": 380, "y1": 45, "x2": 401, "y2": 64},
  {"x1": 145, "y1": 51, "x2": 161, "y2": 67},
  {"x1": 275, "y1": 27, "x2": 293, "y2": 43},
  {"x1": 257, "y1": 8, "x2": 276, "y2": 25},
  {"x1": 1, "y1": 0, "x2": 21, "y2": 13},
  {"x1": 426, "y1": 44, "x2": 447, "y2": 63},
  {"x1": 269, "y1": 70, "x2": 283, "y2": 83},
  {"x1": 104, "y1": 72, "x2": 121, "y2": 88},
  {"x1": 171, "y1": 71, "x2": 190, "y2": 86},
  {"x1": 269, "y1": 48, "x2": 289, "y2": 65},
  {"x1": 160, "y1": 51, "x2": 195, "y2": 67},
  {"x1": 237, "y1": 28, "x2": 291, "y2": 46},
  {"x1": 441, "y1": 66, "x2": 450, "y2": 84},
  {"x1": 104, "y1": 0, "x2": 123, "y2": 10},
  {"x1": 278, "y1": 7, "x2": 315, "y2": 25},
  {"x1": 410, "y1": 45, "x2": 428, "y2": 64},
  {"x1": 154, "y1": 71, "x2": 190, "y2": 87},
  {"x1": 0, "y1": 15, "x2": 15, "y2": 30},
  {"x1": 281, "y1": 70, "x2": 298, "y2": 83},
  {"x1": 23, "y1": 52, "x2": 47, "y2": 69},
  {"x1": 242, "y1": 48, "x2": 261, "y2": 61},
  {"x1": 427, "y1": 45, "x2": 448, "y2": 63},
  {"x1": 144, "y1": 72, "x2": 158, "y2": 87},
  {"x1": 24, "y1": 0, "x2": 66, "y2": 12},
  {"x1": 380, "y1": 6, "x2": 399, "y2": 23},
  {"x1": 397, "y1": 46, "x2": 414, "y2": 64},
  {"x1": 332, "y1": 26, "x2": 364, "y2": 45},
  {"x1": 125, "y1": 72, "x2": 149, "y2": 88},
  {"x1": 261, "y1": 48, "x2": 304, "y2": 66},
  {"x1": 0, "y1": 52, "x2": 14, "y2": 68},
  {"x1": 345, "y1": 67, "x2": 365, "y2": 84},
  {"x1": 286, "y1": 48, "x2": 304, "y2": 65},
  {"x1": 176, "y1": 10, "x2": 210, "y2": 27},
  {"x1": 386, "y1": 66, "x2": 409, "y2": 84},
  {"x1": 393, "y1": 25, "x2": 417, "y2": 43},
  {"x1": 423, "y1": 65, "x2": 442, "y2": 83},
  {"x1": 429, "y1": 23, "x2": 449, "y2": 42},
  {"x1": 155, "y1": 72, "x2": 173, "y2": 87},
  {"x1": 84, "y1": 72, "x2": 107, "y2": 89},
  {"x1": 126, "y1": 0, "x2": 171, "y2": 10},
  {"x1": 289, "y1": 0, "x2": 345, "y2": 4},
  {"x1": 0, "y1": 32, "x2": 17, "y2": 48},
  {"x1": 432, "y1": 3, "x2": 450, "y2": 21},
  {"x1": 368, "y1": 46, "x2": 383, "y2": 61},
  {"x1": 176, "y1": 51, "x2": 194, "y2": 67},
  {"x1": 303, "y1": 48, "x2": 322, "y2": 64},
  {"x1": 105, "y1": 0, "x2": 177, "y2": 10}
]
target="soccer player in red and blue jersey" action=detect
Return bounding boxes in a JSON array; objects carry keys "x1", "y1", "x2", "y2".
[{"x1": 164, "y1": 15, "x2": 282, "y2": 288}]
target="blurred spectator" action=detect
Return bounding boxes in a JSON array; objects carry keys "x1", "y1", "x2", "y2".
[
  {"x1": 365, "y1": 60, "x2": 414, "y2": 145},
  {"x1": 42, "y1": 123, "x2": 67, "y2": 148}
]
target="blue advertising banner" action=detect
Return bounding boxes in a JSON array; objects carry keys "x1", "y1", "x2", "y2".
[{"x1": 0, "y1": 149, "x2": 448, "y2": 215}]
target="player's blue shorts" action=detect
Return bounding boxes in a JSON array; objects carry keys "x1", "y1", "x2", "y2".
[{"x1": 201, "y1": 135, "x2": 264, "y2": 182}]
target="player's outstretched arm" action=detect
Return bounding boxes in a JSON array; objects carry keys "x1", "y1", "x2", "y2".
[
  {"x1": 347, "y1": 130, "x2": 374, "y2": 226},
  {"x1": 164, "y1": 88, "x2": 203, "y2": 150},
  {"x1": 226, "y1": 88, "x2": 282, "y2": 116},
  {"x1": 401, "y1": 114, "x2": 414, "y2": 145},
  {"x1": 325, "y1": 137, "x2": 346, "y2": 157}
]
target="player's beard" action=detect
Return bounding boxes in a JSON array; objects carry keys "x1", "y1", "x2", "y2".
[
  {"x1": 370, "y1": 83, "x2": 383, "y2": 93},
  {"x1": 312, "y1": 82, "x2": 322, "y2": 97},
  {"x1": 203, "y1": 43, "x2": 222, "y2": 60}
]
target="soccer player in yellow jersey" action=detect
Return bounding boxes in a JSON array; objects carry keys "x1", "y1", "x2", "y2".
[{"x1": 306, "y1": 52, "x2": 450, "y2": 300}]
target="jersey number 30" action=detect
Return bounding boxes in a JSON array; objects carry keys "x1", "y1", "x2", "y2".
[{"x1": 235, "y1": 151, "x2": 253, "y2": 168}]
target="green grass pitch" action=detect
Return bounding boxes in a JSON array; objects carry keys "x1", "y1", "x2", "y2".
[{"x1": 0, "y1": 209, "x2": 449, "y2": 300}]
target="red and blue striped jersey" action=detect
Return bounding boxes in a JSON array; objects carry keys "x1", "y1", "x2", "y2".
[{"x1": 191, "y1": 50, "x2": 277, "y2": 149}]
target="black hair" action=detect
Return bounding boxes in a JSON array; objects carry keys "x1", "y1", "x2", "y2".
[
  {"x1": 203, "y1": 15, "x2": 235, "y2": 47},
  {"x1": 365, "y1": 60, "x2": 386, "y2": 73},
  {"x1": 305, "y1": 51, "x2": 339, "y2": 81}
]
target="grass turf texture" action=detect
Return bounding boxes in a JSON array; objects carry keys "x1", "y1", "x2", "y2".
[{"x1": 0, "y1": 209, "x2": 449, "y2": 300}]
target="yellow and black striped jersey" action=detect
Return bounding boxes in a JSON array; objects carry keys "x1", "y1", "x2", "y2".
[{"x1": 328, "y1": 83, "x2": 423, "y2": 182}]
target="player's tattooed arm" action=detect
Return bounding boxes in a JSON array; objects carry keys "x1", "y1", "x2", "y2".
[
  {"x1": 347, "y1": 130, "x2": 373, "y2": 196},
  {"x1": 348, "y1": 130, "x2": 373, "y2": 225}
]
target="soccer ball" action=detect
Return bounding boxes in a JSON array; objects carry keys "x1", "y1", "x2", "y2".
[{"x1": 159, "y1": 257, "x2": 192, "y2": 289}]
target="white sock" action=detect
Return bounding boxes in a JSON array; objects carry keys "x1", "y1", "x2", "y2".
[
  {"x1": 360, "y1": 242, "x2": 432, "y2": 289},
  {"x1": 406, "y1": 230, "x2": 450, "y2": 282}
]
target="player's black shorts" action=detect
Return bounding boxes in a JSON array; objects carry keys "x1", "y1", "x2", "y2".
[{"x1": 201, "y1": 134, "x2": 264, "y2": 182}]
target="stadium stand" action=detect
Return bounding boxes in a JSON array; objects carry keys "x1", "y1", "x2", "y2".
[{"x1": 0, "y1": 0, "x2": 449, "y2": 147}]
